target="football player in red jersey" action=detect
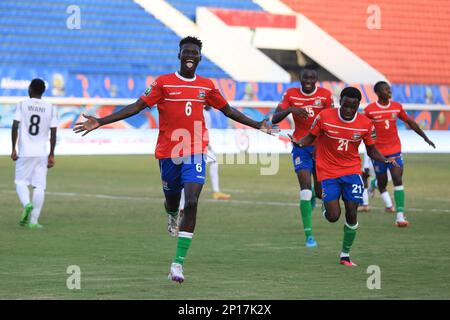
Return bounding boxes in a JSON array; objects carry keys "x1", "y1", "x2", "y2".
[
  {"x1": 272, "y1": 68, "x2": 333, "y2": 248},
  {"x1": 365, "y1": 81, "x2": 435, "y2": 227},
  {"x1": 74, "y1": 36, "x2": 275, "y2": 283},
  {"x1": 290, "y1": 87, "x2": 398, "y2": 267}
]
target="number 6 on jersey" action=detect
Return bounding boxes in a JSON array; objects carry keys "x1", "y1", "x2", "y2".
[{"x1": 185, "y1": 101, "x2": 192, "y2": 116}]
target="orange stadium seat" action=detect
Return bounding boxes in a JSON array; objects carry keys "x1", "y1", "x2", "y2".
[{"x1": 282, "y1": 0, "x2": 450, "y2": 85}]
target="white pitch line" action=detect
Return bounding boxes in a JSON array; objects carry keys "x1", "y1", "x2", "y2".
[{"x1": 1, "y1": 189, "x2": 450, "y2": 212}]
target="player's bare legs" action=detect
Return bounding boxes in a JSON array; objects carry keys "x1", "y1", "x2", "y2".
[
  {"x1": 389, "y1": 167, "x2": 408, "y2": 227},
  {"x1": 297, "y1": 169, "x2": 317, "y2": 247},
  {"x1": 322, "y1": 199, "x2": 341, "y2": 222},
  {"x1": 179, "y1": 182, "x2": 203, "y2": 232},
  {"x1": 164, "y1": 192, "x2": 181, "y2": 237},
  {"x1": 312, "y1": 169, "x2": 322, "y2": 201},
  {"x1": 377, "y1": 172, "x2": 395, "y2": 213},
  {"x1": 169, "y1": 182, "x2": 203, "y2": 283}
]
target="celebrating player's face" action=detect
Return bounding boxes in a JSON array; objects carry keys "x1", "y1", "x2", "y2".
[
  {"x1": 339, "y1": 96, "x2": 360, "y2": 120},
  {"x1": 377, "y1": 83, "x2": 392, "y2": 100},
  {"x1": 179, "y1": 43, "x2": 201, "y2": 74},
  {"x1": 300, "y1": 70, "x2": 317, "y2": 93}
]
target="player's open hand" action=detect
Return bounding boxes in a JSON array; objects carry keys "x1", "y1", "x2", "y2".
[
  {"x1": 425, "y1": 137, "x2": 436, "y2": 149},
  {"x1": 47, "y1": 155, "x2": 55, "y2": 168},
  {"x1": 73, "y1": 113, "x2": 100, "y2": 136},
  {"x1": 290, "y1": 107, "x2": 309, "y2": 120},
  {"x1": 259, "y1": 119, "x2": 280, "y2": 136}
]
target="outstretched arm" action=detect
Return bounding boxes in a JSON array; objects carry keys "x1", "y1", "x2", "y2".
[
  {"x1": 73, "y1": 98, "x2": 148, "y2": 136},
  {"x1": 288, "y1": 132, "x2": 316, "y2": 147},
  {"x1": 366, "y1": 144, "x2": 399, "y2": 166},
  {"x1": 220, "y1": 104, "x2": 262, "y2": 129},
  {"x1": 11, "y1": 120, "x2": 19, "y2": 161},
  {"x1": 272, "y1": 106, "x2": 308, "y2": 124},
  {"x1": 405, "y1": 118, "x2": 435, "y2": 148}
]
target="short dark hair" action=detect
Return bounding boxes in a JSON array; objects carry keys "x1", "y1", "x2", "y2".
[
  {"x1": 179, "y1": 36, "x2": 203, "y2": 51},
  {"x1": 340, "y1": 87, "x2": 362, "y2": 102},
  {"x1": 300, "y1": 67, "x2": 317, "y2": 78},
  {"x1": 374, "y1": 81, "x2": 389, "y2": 93},
  {"x1": 29, "y1": 78, "x2": 46, "y2": 95}
]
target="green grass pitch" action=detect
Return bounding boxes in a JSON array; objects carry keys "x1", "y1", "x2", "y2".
[{"x1": 0, "y1": 154, "x2": 449, "y2": 299}]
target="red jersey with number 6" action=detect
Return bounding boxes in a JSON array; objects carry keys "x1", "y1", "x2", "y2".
[
  {"x1": 310, "y1": 108, "x2": 376, "y2": 181},
  {"x1": 140, "y1": 72, "x2": 227, "y2": 159},
  {"x1": 364, "y1": 101, "x2": 409, "y2": 155},
  {"x1": 278, "y1": 87, "x2": 333, "y2": 141}
]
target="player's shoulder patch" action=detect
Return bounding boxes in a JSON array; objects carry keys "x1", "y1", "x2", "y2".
[{"x1": 144, "y1": 80, "x2": 158, "y2": 96}]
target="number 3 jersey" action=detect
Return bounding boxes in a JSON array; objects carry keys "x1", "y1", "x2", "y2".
[
  {"x1": 364, "y1": 101, "x2": 409, "y2": 155},
  {"x1": 140, "y1": 72, "x2": 227, "y2": 159},
  {"x1": 310, "y1": 108, "x2": 375, "y2": 181},
  {"x1": 14, "y1": 98, "x2": 58, "y2": 157},
  {"x1": 277, "y1": 87, "x2": 333, "y2": 141}
]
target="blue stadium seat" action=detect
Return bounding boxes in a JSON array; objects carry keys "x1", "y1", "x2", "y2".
[{"x1": 0, "y1": 0, "x2": 229, "y2": 79}]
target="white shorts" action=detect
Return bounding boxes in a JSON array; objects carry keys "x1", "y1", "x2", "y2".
[
  {"x1": 205, "y1": 145, "x2": 216, "y2": 164},
  {"x1": 15, "y1": 157, "x2": 48, "y2": 189}
]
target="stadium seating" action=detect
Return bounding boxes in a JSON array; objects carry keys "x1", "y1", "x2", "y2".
[
  {"x1": 282, "y1": 0, "x2": 450, "y2": 85},
  {"x1": 0, "y1": 0, "x2": 229, "y2": 78},
  {"x1": 166, "y1": 0, "x2": 262, "y2": 21}
]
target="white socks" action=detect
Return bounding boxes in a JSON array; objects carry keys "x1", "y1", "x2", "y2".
[
  {"x1": 362, "y1": 188, "x2": 369, "y2": 206},
  {"x1": 209, "y1": 161, "x2": 220, "y2": 193},
  {"x1": 30, "y1": 188, "x2": 45, "y2": 224},
  {"x1": 16, "y1": 183, "x2": 30, "y2": 207},
  {"x1": 300, "y1": 189, "x2": 313, "y2": 201},
  {"x1": 380, "y1": 191, "x2": 393, "y2": 208}
]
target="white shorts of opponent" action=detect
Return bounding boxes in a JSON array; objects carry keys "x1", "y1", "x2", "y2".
[{"x1": 15, "y1": 157, "x2": 48, "y2": 189}]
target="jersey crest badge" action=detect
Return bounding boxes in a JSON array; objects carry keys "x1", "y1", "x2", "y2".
[
  {"x1": 198, "y1": 90, "x2": 206, "y2": 99},
  {"x1": 314, "y1": 99, "x2": 322, "y2": 106},
  {"x1": 353, "y1": 133, "x2": 361, "y2": 140}
]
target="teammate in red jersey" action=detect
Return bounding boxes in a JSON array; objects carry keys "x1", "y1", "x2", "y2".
[
  {"x1": 272, "y1": 68, "x2": 333, "y2": 248},
  {"x1": 365, "y1": 81, "x2": 435, "y2": 227},
  {"x1": 73, "y1": 36, "x2": 274, "y2": 283},
  {"x1": 290, "y1": 87, "x2": 398, "y2": 267}
]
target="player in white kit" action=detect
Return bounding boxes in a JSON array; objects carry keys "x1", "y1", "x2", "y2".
[
  {"x1": 359, "y1": 150, "x2": 395, "y2": 213},
  {"x1": 11, "y1": 79, "x2": 58, "y2": 229}
]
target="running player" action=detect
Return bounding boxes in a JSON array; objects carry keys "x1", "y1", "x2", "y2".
[
  {"x1": 73, "y1": 36, "x2": 274, "y2": 283},
  {"x1": 11, "y1": 78, "x2": 58, "y2": 229},
  {"x1": 365, "y1": 81, "x2": 435, "y2": 227},
  {"x1": 272, "y1": 68, "x2": 333, "y2": 248},
  {"x1": 290, "y1": 87, "x2": 398, "y2": 266}
]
